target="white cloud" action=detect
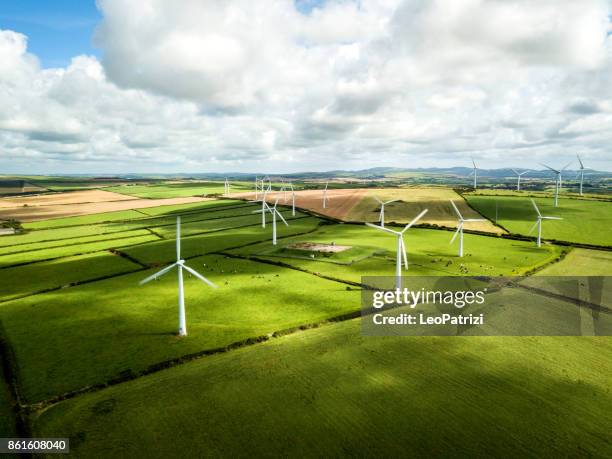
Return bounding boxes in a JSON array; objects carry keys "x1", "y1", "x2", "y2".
[{"x1": 1, "y1": 0, "x2": 611, "y2": 174}]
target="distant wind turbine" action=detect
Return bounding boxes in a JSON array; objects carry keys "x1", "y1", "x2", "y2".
[
  {"x1": 254, "y1": 197, "x2": 289, "y2": 245},
  {"x1": 469, "y1": 157, "x2": 479, "y2": 189},
  {"x1": 449, "y1": 200, "x2": 486, "y2": 257},
  {"x1": 139, "y1": 217, "x2": 218, "y2": 336},
  {"x1": 576, "y1": 154, "x2": 590, "y2": 196},
  {"x1": 511, "y1": 169, "x2": 529, "y2": 191},
  {"x1": 323, "y1": 182, "x2": 328, "y2": 209},
  {"x1": 540, "y1": 162, "x2": 572, "y2": 207},
  {"x1": 374, "y1": 196, "x2": 399, "y2": 228},
  {"x1": 224, "y1": 178, "x2": 230, "y2": 195},
  {"x1": 528, "y1": 199, "x2": 562, "y2": 247},
  {"x1": 366, "y1": 209, "x2": 428, "y2": 290}
]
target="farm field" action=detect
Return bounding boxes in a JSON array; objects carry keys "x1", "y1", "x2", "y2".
[
  {"x1": 347, "y1": 187, "x2": 502, "y2": 233},
  {"x1": 230, "y1": 224, "x2": 563, "y2": 283},
  {"x1": 536, "y1": 248, "x2": 612, "y2": 276},
  {"x1": 0, "y1": 189, "x2": 215, "y2": 222},
  {"x1": 465, "y1": 195, "x2": 612, "y2": 246},
  {"x1": 0, "y1": 188, "x2": 610, "y2": 455},
  {"x1": 0, "y1": 254, "x2": 361, "y2": 402},
  {"x1": 233, "y1": 188, "x2": 370, "y2": 220},
  {"x1": 0, "y1": 252, "x2": 142, "y2": 302},
  {"x1": 33, "y1": 318, "x2": 612, "y2": 457},
  {"x1": 107, "y1": 181, "x2": 253, "y2": 198}
]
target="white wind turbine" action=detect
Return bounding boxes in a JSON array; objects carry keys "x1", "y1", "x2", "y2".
[
  {"x1": 139, "y1": 217, "x2": 218, "y2": 336},
  {"x1": 323, "y1": 182, "x2": 329, "y2": 209},
  {"x1": 576, "y1": 154, "x2": 590, "y2": 196},
  {"x1": 374, "y1": 196, "x2": 399, "y2": 228},
  {"x1": 254, "y1": 197, "x2": 289, "y2": 245},
  {"x1": 366, "y1": 209, "x2": 428, "y2": 290},
  {"x1": 511, "y1": 169, "x2": 529, "y2": 191},
  {"x1": 528, "y1": 199, "x2": 562, "y2": 247},
  {"x1": 287, "y1": 181, "x2": 296, "y2": 216},
  {"x1": 254, "y1": 189, "x2": 269, "y2": 227},
  {"x1": 449, "y1": 200, "x2": 486, "y2": 257},
  {"x1": 540, "y1": 162, "x2": 572, "y2": 207},
  {"x1": 254, "y1": 176, "x2": 259, "y2": 200},
  {"x1": 224, "y1": 178, "x2": 230, "y2": 195},
  {"x1": 469, "y1": 156, "x2": 479, "y2": 189}
]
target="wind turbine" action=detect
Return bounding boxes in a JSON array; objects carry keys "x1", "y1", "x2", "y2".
[
  {"x1": 449, "y1": 200, "x2": 486, "y2": 257},
  {"x1": 253, "y1": 189, "x2": 269, "y2": 227},
  {"x1": 374, "y1": 196, "x2": 399, "y2": 228},
  {"x1": 511, "y1": 169, "x2": 529, "y2": 191},
  {"x1": 254, "y1": 176, "x2": 259, "y2": 200},
  {"x1": 254, "y1": 197, "x2": 289, "y2": 245},
  {"x1": 469, "y1": 156, "x2": 479, "y2": 189},
  {"x1": 366, "y1": 209, "x2": 428, "y2": 290},
  {"x1": 540, "y1": 162, "x2": 571, "y2": 207},
  {"x1": 139, "y1": 217, "x2": 217, "y2": 336},
  {"x1": 287, "y1": 181, "x2": 296, "y2": 216},
  {"x1": 323, "y1": 182, "x2": 328, "y2": 209},
  {"x1": 576, "y1": 154, "x2": 589, "y2": 196},
  {"x1": 224, "y1": 178, "x2": 230, "y2": 195},
  {"x1": 528, "y1": 199, "x2": 562, "y2": 247}
]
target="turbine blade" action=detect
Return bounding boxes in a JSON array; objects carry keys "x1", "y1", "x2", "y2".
[
  {"x1": 540, "y1": 163, "x2": 559, "y2": 173},
  {"x1": 403, "y1": 209, "x2": 429, "y2": 232},
  {"x1": 275, "y1": 209, "x2": 289, "y2": 226},
  {"x1": 542, "y1": 216, "x2": 563, "y2": 220},
  {"x1": 463, "y1": 218, "x2": 486, "y2": 222},
  {"x1": 527, "y1": 220, "x2": 539, "y2": 235},
  {"x1": 531, "y1": 199, "x2": 541, "y2": 216},
  {"x1": 182, "y1": 265, "x2": 218, "y2": 288},
  {"x1": 450, "y1": 225, "x2": 461, "y2": 244},
  {"x1": 139, "y1": 263, "x2": 177, "y2": 285},
  {"x1": 511, "y1": 168, "x2": 519, "y2": 176},
  {"x1": 401, "y1": 237, "x2": 408, "y2": 269},
  {"x1": 384, "y1": 199, "x2": 399, "y2": 205},
  {"x1": 176, "y1": 217, "x2": 181, "y2": 260},
  {"x1": 576, "y1": 154, "x2": 584, "y2": 169},
  {"x1": 365, "y1": 222, "x2": 400, "y2": 235},
  {"x1": 449, "y1": 200, "x2": 463, "y2": 219},
  {"x1": 374, "y1": 196, "x2": 383, "y2": 204},
  {"x1": 561, "y1": 161, "x2": 572, "y2": 171}
]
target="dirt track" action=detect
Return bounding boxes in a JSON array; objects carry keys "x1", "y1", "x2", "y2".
[
  {"x1": 231, "y1": 189, "x2": 369, "y2": 220},
  {"x1": 0, "y1": 190, "x2": 211, "y2": 222}
]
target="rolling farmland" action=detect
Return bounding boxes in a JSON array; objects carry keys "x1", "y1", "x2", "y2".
[{"x1": 0, "y1": 182, "x2": 610, "y2": 456}]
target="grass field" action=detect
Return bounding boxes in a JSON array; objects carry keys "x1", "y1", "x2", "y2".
[
  {"x1": 0, "y1": 186, "x2": 610, "y2": 455},
  {"x1": 230, "y1": 224, "x2": 563, "y2": 283},
  {"x1": 0, "y1": 254, "x2": 361, "y2": 402},
  {"x1": 33, "y1": 318, "x2": 612, "y2": 457},
  {"x1": 347, "y1": 187, "x2": 502, "y2": 233},
  {"x1": 465, "y1": 195, "x2": 612, "y2": 246},
  {"x1": 107, "y1": 182, "x2": 253, "y2": 198}
]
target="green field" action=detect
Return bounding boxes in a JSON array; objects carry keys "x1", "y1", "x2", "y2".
[
  {"x1": 230, "y1": 224, "x2": 563, "y2": 282},
  {"x1": 107, "y1": 181, "x2": 254, "y2": 198},
  {"x1": 465, "y1": 195, "x2": 612, "y2": 246},
  {"x1": 33, "y1": 319, "x2": 612, "y2": 457},
  {"x1": 0, "y1": 188, "x2": 610, "y2": 455}
]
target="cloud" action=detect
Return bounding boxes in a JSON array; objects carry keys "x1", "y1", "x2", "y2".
[{"x1": 1, "y1": 0, "x2": 612, "y2": 174}]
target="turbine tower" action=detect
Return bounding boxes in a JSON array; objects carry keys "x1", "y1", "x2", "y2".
[
  {"x1": 224, "y1": 178, "x2": 230, "y2": 195},
  {"x1": 366, "y1": 209, "x2": 428, "y2": 290},
  {"x1": 139, "y1": 217, "x2": 218, "y2": 336},
  {"x1": 323, "y1": 182, "x2": 328, "y2": 209},
  {"x1": 511, "y1": 169, "x2": 529, "y2": 191},
  {"x1": 449, "y1": 200, "x2": 486, "y2": 257},
  {"x1": 254, "y1": 197, "x2": 289, "y2": 245},
  {"x1": 528, "y1": 199, "x2": 562, "y2": 247},
  {"x1": 541, "y1": 162, "x2": 571, "y2": 207},
  {"x1": 469, "y1": 156, "x2": 479, "y2": 189},
  {"x1": 576, "y1": 154, "x2": 589, "y2": 196},
  {"x1": 374, "y1": 197, "x2": 399, "y2": 228}
]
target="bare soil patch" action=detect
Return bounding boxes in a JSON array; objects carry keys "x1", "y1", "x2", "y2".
[
  {"x1": 0, "y1": 192, "x2": 211, "y2": 222},
  {"x1": 0, "y1": 190, "x2": 134, "y2": 209},
  {"x1": 287, "y1": 242, "x2": 352, "y2": 253},
  {"x1": 231, "y1": 188, "x2": 369, "y2": 220}
]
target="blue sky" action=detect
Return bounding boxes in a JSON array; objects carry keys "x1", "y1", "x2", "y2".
[
  {"x1": 0, "y1": 0, "x2": 101, "y2": 67},
  {"x1": 0, "y1": 0, "x2": 326, "y2": 68}
]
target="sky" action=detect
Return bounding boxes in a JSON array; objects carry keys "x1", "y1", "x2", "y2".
[{"x1": 0, "y1": 0, "x2": 611, "y2": 175}]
